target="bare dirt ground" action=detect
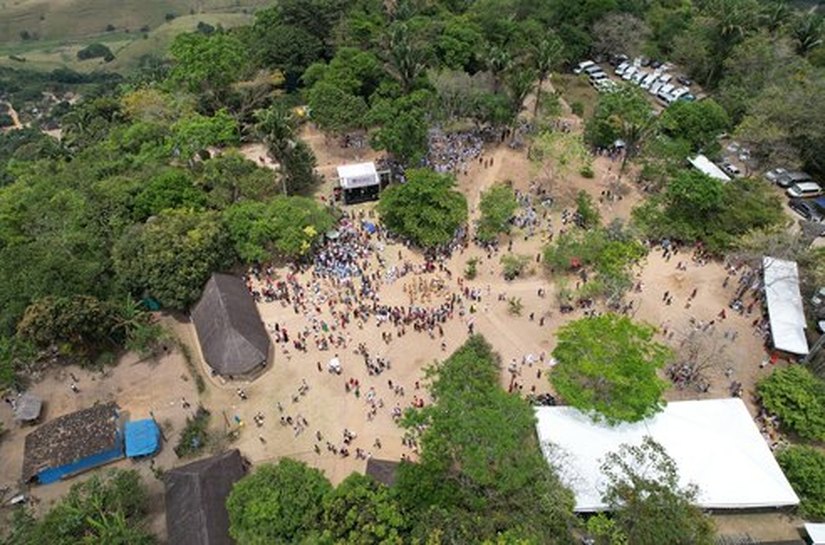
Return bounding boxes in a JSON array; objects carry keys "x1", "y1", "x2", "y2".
[{"x1": 0, "y1": 105, "x2": 803, "y2": 541}]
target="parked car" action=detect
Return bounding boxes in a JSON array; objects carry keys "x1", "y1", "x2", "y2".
[
  {"x1": 583, "y1": 64, "x2": 603, "y2": 76},
  {"x1": 721, "y1": 161, "x2": 741, "y2": 177},
  {"x1": 574, "y1": 60, "x2": 596, "y2": 74},
  {"x1": 787, "y1": 181, "x2": 823, "y2": 198},
  {"x1": 615, "y1": 61, "x2": 630, "y2": 75},
  {"x1": 676, "y1": 75, "x2": 692, "y2": 86},
  {"x1": 764, "y1": 167, "x2": 788, "y2": 184},
  {"x1": 622, "y1": 66, "x2": 638, "y2": 80},
  {"x1": 656, "y1": 83, "x2": 675, "y2": 101},
  {"x1": 649, "y1": 81, "x2": 665, "y2": 95},
  {"x1": 776, "y1": 171, "x2": 813, "y2": 188},
  {"x1": 789, "y1": 198, "x2": 824, "y2": 222},
  {"x1": 640, "y1": 73, "x2": 658, "y2": 89}
]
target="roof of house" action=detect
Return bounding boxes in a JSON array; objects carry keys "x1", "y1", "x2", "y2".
[
  {"x1": 191, "y1": 273, "x2": 271, "y2": 376},
  {"x1": 13, "y1": 392, "x2": 42, "y2": 422},
  {"x1": 22, "y1": 402, "x2": 121, "y2": 482},
  {"x1": 365, "y1": 458, "x2": 400, "y2": 487},
  {"x1": 124, "y1": 419, "x2": 160, "y2": 458},
  {"x1": 164, "y1": 449, "x2": 246, "y2": 545}
]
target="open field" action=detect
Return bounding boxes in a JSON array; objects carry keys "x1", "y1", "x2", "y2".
[
  {"x1": 0, "y1": 0, "x2": 267, "y2": 43},
  {"x1": 0, "y1": 11, "x2": 255, "y2": 72}
]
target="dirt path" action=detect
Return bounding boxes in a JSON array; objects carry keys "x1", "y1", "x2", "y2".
[{"x1": 1, "y1": 101, "x2": 23, "y2": 131}]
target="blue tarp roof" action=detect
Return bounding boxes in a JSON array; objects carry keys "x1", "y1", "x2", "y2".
[{"x1": 124, "y1": 419, "x2": 160, "y2": 458}]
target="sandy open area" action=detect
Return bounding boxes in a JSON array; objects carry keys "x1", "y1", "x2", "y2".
[{"x1": 0, "y1": 95, "x2": 804, "y2": 542}]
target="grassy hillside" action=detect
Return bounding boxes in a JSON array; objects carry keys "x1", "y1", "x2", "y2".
[
  {"x1": 0, "y1": 11, "x2": 255, "y2": 73},
  {"x1": 0, "y1": 0, "x2": 268, "y2": 43}
]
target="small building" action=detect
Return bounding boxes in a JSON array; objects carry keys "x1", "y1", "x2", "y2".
[
  {"x1": 164, "y1": 449, "x2": 246, "y2": 545},
  {"x1": 124, "y1": 419, "x2": 161, "y2": 458},
  {"x1": 365, "y1": 458, "x2": 400, "y2": 487},
  {"x1": 191, "y1": 274, "x2": 272, "y2": 378},
  {"x1": 23, "y1": 402, "x2": 122, "y2": 485},
  {"x1": 337, "y1": 162, "x2": 380, "y2": 205},
  {"x1": 688, "y1": 154, "x2": 731, "y2": 182},
  {"x1": 13, "y1": 392, "x2": 43, "y2": 424}
]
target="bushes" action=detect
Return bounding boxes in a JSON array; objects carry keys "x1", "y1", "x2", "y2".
[
  {"x1": 757, "y1": 365, "x2": 825, "y2": 441},
  {"x1": 477, "y1": 183, "x2": 518, "y2": 242},
  {"x1": 76, "y1": 43, "x2": 115, "y2": 62},
  {"x1": 174, "y1": 406, "x2": 212, "y2": 458},
  {"x1": 777, "y1": 445, "x2": 825, "y2": 521}
]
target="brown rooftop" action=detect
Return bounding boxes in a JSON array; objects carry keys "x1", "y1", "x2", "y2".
[{"x1": 22, "y1": 402, "x2": 121, "y2": 482}]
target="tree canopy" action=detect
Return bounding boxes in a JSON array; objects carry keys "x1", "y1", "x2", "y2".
[
  {"x1": 550, "y1": 314, "x2": 671, "y2": 424},
  {"x1": 377, "y1": 168, "x2": 468, "y2": 248},
  {"x1": 477, "y1": 183, "x2": 518, "y2": 242},
  {"x1": 756, "y1": 365, "x2": 825, "y2": 442}
]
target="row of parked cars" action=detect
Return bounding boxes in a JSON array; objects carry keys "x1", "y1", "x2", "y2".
[
  {"x1": 574, "y1": 58, "x2": 696, "y2": 104},
  {"x1": 764, "y1": 167, "x2": 825, "y2": 222}
]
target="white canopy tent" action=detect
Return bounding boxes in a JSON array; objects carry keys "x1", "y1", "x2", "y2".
[
  {"x1": 688, "y1": 154, "x2": 731, "y2": 182},
  {"x1": 535, "y1": 398, "x2": 799, "y2": 512},
  {"x1": 337, "y1": 162, "x2": 379, "y2": 190},
  {"x1": 763, "y1": 256, "x2": 809, "y2": 355},
  {"x1": 806, "y1": 523, "x2": 825, "y2": 545}
]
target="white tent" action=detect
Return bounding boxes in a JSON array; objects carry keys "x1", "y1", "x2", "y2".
[
  {"x1": 763, "y1": 256, "x2": 809, "y2": 355},
  {"x1": 688, "y1": 154, "x2": 731, "y2": 182},
  {"x1": 806, "y1": 523, "x2": 825, "y2": 545},
  {"x1": 337, "y1": 162, "x2": 379, "y2": 190},
  {"x1": 535, "y1": 398, "x2": 799, "y2": 512}
]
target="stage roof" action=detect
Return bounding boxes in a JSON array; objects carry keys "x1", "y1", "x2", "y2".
[
  {"x1": 337, "y1": 162, "x2": 379, "y2": 189},
  {"x1": 763, "y1": 257, "x2": 808, "y2": 355},
  {"x1": 535, "y1": 398, "x2": 799, "y2": 512}
]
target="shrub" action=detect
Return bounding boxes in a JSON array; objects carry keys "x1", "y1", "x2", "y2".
[
  {"x1": 501, "y1": 254, "x2": 530, "y2": 280},
  {"x1": 777, "y1": 445, "x2": 825, "y2": 521},
  {"x1": 77, "y1": 43, "x2": 115, "y2": 62},
  {"x1": 757, "y1": 365, "x2": 825, "y2": 441},
  {"x1": 579, "y1": 164, "x2": 594, "y2": 178},
  {"x1": 174, "y1": 406, "x2": 211, "y2": 458},
  {"x1": 465, "y1": 258, "x2": 478, "y2": 280},
  {"x1": 571, "y1": 101, "x2": 584, "y2": 117}
]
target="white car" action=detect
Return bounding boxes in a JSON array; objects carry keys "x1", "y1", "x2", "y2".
[
  {"x1": 589, "y1": 72, "x2": 608, "y2": 86},
  {"x1": 632, "y1": 71, "x2": 647, "y2": 85},
  {"x1": 615, "y1": 62, "x2": 630, "y2": 75},
  {"x1": 649, "y1": 81, "x2": 664, "y2": 95},
  {"x1": 574, "y1": 60, "x2": 596, "y2": 74},
  {"x1": 622, "y1": 66, "x2": 638, "y2": 80},
  {"x1": 657, "y1": 73, "x2": 673, "y2": 85},
  {"x1": 787, "y1": 182, "x2": 823, "y2": 198},
  {"x1": 640, "y1": 73, "x2": 658, "y2": 89},
  {"x1": 656, "y1": 83, "x2": 675, "y2": 101}
]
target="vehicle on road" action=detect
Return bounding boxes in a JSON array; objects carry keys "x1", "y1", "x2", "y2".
[{"x1": 787, "y1": 181, "x2": 823, "y2": 199}]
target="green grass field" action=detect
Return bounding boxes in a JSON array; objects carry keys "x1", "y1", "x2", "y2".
[{"x1": 0, "y1": 10, "x2": 256, "y2": 73}]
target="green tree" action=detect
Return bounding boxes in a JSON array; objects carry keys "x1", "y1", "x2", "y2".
[
  {"x1": 756, "y1": 365, "x2": 825, "y2": 442},
  {"x1": 223, "y1": 196, "x2": 334, "y2": 262},
  {"x1": 113, "y1": 209, "x2": 233, "y2": 310},
  {"x1": 386, "y1": 22, "x2": 427, "y2": 92},
  {"x1": 398, "y1": 335, "x2": 575, "y2": 543},
  {"x1": 600, "y1": 437, "x2": 715, "y2": 545},
  {"x1": 368, "y1": 91, "x2": 432, "y2": 165},
  {"x1": 530, "y1": 33, "x2": 565, "y2": 117},
  {"x1": 307, "y1": 81, "x2": 369, "y2": 134},
  {"x1": 248, "y1": 7, "x2": 324, "y2": 87},
  {"x1": 17, "y1": 469, "x2": 156, "y2": 545},
  {"x1": 196, "y1": 150, "x2": 279, "y2": 208},
  {"x1": 134, "y1": 169, "x2": 206, "y2": 219},
  {"x1": 16, "y1": 295, "x2": 122, "y2": 359},
  {"x1": 584, "y1": 85, "x2": 653, "y2": 165},
  {"x1": 171, "y1": 109, "x2": 238, "y2": 163},
  {"x1": 227, "y1": 459, "x2": 332, "y2": 545},
  {"x1": 281, "y1": 140, "x2": 321, "y2": 195},
  {"x1": 477, "y1": 183, "x2": 518, "y2": 242},
  {"x1": 551, "y1": 314, "x2": 671, "y2": 424},
  {"x1": 659, "y1": 99, "x2": 729, "y2": 152},
  {"x1": 168, "y1": 31, "x2": 246, "y2": 99},
  {"x1": 321, "y1": 473, "x2": 407, "y2": 544},
  {"x1": 776, "y1": 445, "x2": 825, "y2": 521},
  {"x1": 377, "y1": 169, "x2": 468, "y2": 248},
  {"x1": 575, "y1": 190, "x2": 601, "y2": 229}
]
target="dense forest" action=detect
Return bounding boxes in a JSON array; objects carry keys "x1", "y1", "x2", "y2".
[{"x1": 2, "y1": 0, "x2": 825, "y2": 542}]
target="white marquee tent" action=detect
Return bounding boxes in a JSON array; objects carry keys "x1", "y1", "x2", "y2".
[
  {"x1": 535, "y1": 398, "x2": 799, "y2": 512},
  {"x1": 337, "y1": 162, "x2": 379, "y2": 190},
  {"x1": 688, "y1": 154, "x2": 731, "y2": 182},
  {"x1": 763, "y1": 256, "x2": 809, "y2": 355},
  {"x1": 806, "y1": 523, "x2": 825, "y2": 545}
]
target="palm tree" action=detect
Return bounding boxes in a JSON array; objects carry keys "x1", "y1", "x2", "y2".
[
  {"x1": 759, "y1": 1, "x2": 791, "y2": 34},
  {"x1": 530, "y1": 34, "x2": 565, "y2": 117},
  {"x1": 254, "y1": 105, "x2": 296, "y2": 160},
  {"x1": 485, "y1": 45, "x2": 512, "y2": 94},
  {"x1": 387, "y1": 22, "x2": 425, "y2": 92},
  {"x1": 793, "y1": 13, "x2": 824, "y2": 56},
  {"x1": 505, "y1": 66, "x2": 538, "y2": 116}
]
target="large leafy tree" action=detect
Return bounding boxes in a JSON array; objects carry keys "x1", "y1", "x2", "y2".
[
  {"x1": 368, "y1": 91, "x2": 432, "y2": 165},
  {"x1": 134, "y1": 169, "x2": 206, "y2": 219},
  {"x1": 320, "y1": 473, "x2": 407, "y2": 544},
  {"x1": 307, "y1": 82, "x2": 369, "y2": 134},
  {"x1": 113, "y1": 209, "x2": 233, "y2": 310},
  {"x1": 550, "y1": 314, "x2": 671, "y2": 424},
  {"x1": 397, "y1": 336, "x2": 575, "y2": 543},
  {"x1": 584, "y1": 85, "x2": 654, "y2": 163},
  {"x1": 196, "y1": 150, "x2": 280, "y2": 208},
  {"x1": 776, "y1": 445, "x2": 825, "y2": 521},
  {"x1": 599, "y1": 437, "x2": 715, "y2": 545},
  {"x1": 377, "y1": 169, "x2": 468, "y2": 248},
  {"x1": 227, "y1": 459, "x2": 332, "y2": 545},
  {"x1": 223, "y1": 196, "x2": 334, "y2": 262},
  {"x1": 477, "y1": 183, "x2": 518, "y2": 242},
  {"x1": 530, "y1": 33, "x2": 565, "y2": 117},
  {"x1": 171, "y1": 109, "x2": 238, "y2": 163},
  {"x1": 756, "y1": 365, "x2": 825, "y2": 442},
  {"x1": 168, "y1": 31, "x2": 247, "y2": 100},
  {"x1": 4, "y1": 470, "x2": 155, "y2": 545},
  {"x1": 659, "y1": 99, "x2": 729, "y2": 152}
]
